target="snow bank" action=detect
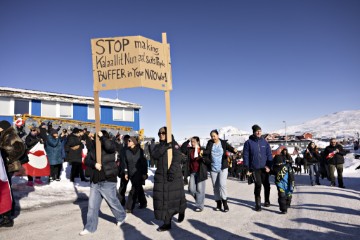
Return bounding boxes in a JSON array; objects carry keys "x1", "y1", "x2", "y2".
[{"x1": 11, "y1": 162, "x2": 155, "y2": 210}]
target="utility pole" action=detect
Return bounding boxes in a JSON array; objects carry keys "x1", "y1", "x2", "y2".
[{"x1": 283, "y1": 120, "x2": 287, "y2": 146}]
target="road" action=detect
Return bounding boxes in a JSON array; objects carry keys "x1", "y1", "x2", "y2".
[{"x1": 1, "y1": 173, "x2": 359, "y2": 240}]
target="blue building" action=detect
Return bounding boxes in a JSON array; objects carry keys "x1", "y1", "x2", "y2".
[{"x1": 0, "y1": 87, "x2": 141, "y2": 132}]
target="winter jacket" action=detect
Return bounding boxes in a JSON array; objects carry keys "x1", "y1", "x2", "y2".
[
  {"x1": 243, "y1": 135, "x2": 273, "y2": 171},
  {"x1": 180, "y1": 140, "x2": 209, "y2": 182},
  {"x1": 305, "y1": 148, "x2": 321, "y2": 164},
  {"x1": 85, "y1": 136, "x2": 118, "y2": 183},
  {"x1": 151, "y1": 140, "x2": 186, "y2": 221},
  {"x1": 45, "y1": 135, "x2": 63, "y2": 165},
  {"x1": 122, "y1": 144, "x2": 148, "y2": 179},
  {"x1": 203, "y1": 139, "x2": 236, "y2": 171},
  {"x1": 65, "y1": 133, "x2": 83, "y2": 163},
  {"x1": 323, "y1": 144, "x2": 346, "y2": 165},
  {"x1": 272, "y1": 154, "x2": 294, "y2": 195},
  {"x1": 25, "y1": 133, "x2": 42, "y2": 150}
]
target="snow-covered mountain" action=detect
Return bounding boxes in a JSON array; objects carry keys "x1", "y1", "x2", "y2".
[
  {"x1": 275, "y1": 110, "x2": 360, "y2": 139},
  {"x1": 218, "y1": 126, "x2": 250, "y2": 147}
]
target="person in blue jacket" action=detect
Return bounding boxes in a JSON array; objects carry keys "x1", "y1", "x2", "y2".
[
  {"x1": 243, "y1": 124, "x2": 273, "y2": 212},
  {"x1": 45, "y1": 129, "x2": 64, "y2": 182}
]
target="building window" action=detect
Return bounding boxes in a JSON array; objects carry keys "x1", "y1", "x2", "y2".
[
  {"x1": 59, "y1": 102, "x2": 72, "y2": 118},
  {"x1": 41, "y1": 101, "x2": 73, "y2": 118},
  {"x1": 14, "y1": 99, "x2": 30, "y2": 115},
  {"x1": 88, "y1": 105, "x2": 100, "y2": 120},
  {"x1": 0, "y1": 97, "x2": 12, "y2": 115},
  {"x1": 113, "y1": 107, "x2": 134, "y2": 122},
  {"x1": 124, "y1": 108, "x2": 134, "y2": 121},
  {"x1": 41, "y1": 101, "x2": 57, "y2": 117}
]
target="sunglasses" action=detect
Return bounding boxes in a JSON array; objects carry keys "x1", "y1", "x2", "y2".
[
  {"x1": 31, "y1": 129, "x2": 37, "y2": 132},
  {"x1": 158, "y1": 132, "x2": 166, "y2": 135},
  {"x1": 128, "y1": 140, "x2": 132, "y2": 143}
]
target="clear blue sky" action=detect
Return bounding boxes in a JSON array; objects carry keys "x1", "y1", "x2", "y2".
[{"x1": 0, "y1": 0, "x2": 359, "y2": 140}]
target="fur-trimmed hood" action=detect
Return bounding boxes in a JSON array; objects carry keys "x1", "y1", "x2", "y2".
[{"x1": 0, "y1": 127, "x2": 25, "y2": 162}]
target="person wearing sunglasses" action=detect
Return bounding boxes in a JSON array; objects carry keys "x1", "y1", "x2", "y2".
[
  {"x1": 122, "y1": 136, "x2": 148, "y2": 213},
  {"x1": 151, "y1": 126, "x2": 186, "y2": 232},
  {"x1": 323, "y1": 138, "x2": 346, "y2": 188}
]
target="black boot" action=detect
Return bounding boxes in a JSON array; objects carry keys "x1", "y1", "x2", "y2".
[
  {"x1": 286, "y1": 196, "x2": 292, "y2": 208},
  {"x1": 157, "y1": 223, "x2": 171, "y2": 232},
  {"x1": 255, "y1": 197, "x2": 261, "y2": 212},
  {"x1": 178, "y1": 212, "x2": 185, "y2": 222},
  {"x1": 215, "y1": 200, "x2": 222, "y2": 211},
  {"x1": 222, "y1": 199, "x2": 229, "y2": 212},
  {"x1": 0, "y1": 215, "x2": 14, "y2": 228}
]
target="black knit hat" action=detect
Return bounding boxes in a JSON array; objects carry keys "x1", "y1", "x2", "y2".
[
  {"x1": 0, "y1": 120, "x2": 11, "y2": 130},
  {"x1": 72, "y1": 127, "x2": 80, "y2": 134},
  {"x1": 252, "y1": 124, "x2": 262, "y2": 133}
]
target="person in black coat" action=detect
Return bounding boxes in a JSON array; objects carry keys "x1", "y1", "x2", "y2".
[
  {"x1": 123, "y1": 136, "x2": 148, "y2": 213},
  {"x1": 80, "y1": 130, "x2": 126, "y2": 235},
  {"x1": 181, "y1": 136, "x2": 209, "y2": 212},
  {"x1": 65, "y1": 128, "x2": 87, "y2": 182},
  {"x1": 323, "y1": 139, "x2": 346, "y2": 188},
  {"x1": 118, "y1": 134, "x2": 130, "y2": 206},
  {"x1": 203, "y1": 130, "x2": 237, "y2": 212},
  {"x1": 305, "y1": 142, "x2": 321, "y2": 186},
  {"x1": 151, "y1": 127, "x2": 186, "y2": 232}
]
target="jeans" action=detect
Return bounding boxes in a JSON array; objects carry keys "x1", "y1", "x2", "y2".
[
  {"x1": 329, "y1": 164, "x2": 344, "y2": 187},
  {"x1": 85, "y1": 181, "x2": 126, "y2": 232},
  {"x1": 210, "y1": 168, "x2": 228, "y2": 200},
  {"x1": 188, "y1": 172, "x2": 206, "y2": 209},
  {"x1": 308, "y1": 163, "x2": 320, "y2": 184}
]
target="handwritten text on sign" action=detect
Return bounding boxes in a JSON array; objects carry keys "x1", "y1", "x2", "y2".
[{"x1": 91, "y1": 36, "x2": 171, "y2": 91}]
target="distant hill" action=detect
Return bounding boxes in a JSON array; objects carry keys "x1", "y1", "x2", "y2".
[{"x1": 275, "y1": 110, "x2": 360, "y2": 139}]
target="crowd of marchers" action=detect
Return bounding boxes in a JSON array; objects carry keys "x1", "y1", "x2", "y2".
[{"x1": 0, "y1": 120, "x2": 358, "y2": 235}]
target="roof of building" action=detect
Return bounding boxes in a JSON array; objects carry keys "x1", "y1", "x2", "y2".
[{"x1": 0, "y1": 87, "x2": 142, "y2": 109}]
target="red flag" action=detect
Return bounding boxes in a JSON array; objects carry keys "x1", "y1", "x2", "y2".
[
  {"x1": 0, "y1": 151, "x2": 12, "y2": 214},
  {"x1": 326, "y1": 152, "x2": 335, "y2": 160},
  {"x1": 81, "y1": 144, "x2": 88, "y2": 170},
  {"x1": 23, "y1": 142, "x2": 50, "y2": 177}
]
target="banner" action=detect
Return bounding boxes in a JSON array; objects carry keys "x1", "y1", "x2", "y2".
[
  {"x1": 23, "y1": 142, "x2": 50, "y2": 177},
  {"x1": 0, "y1": 151, "x2": 12, "y2": 214}
]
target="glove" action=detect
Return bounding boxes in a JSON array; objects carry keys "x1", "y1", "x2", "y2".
[{"x1": 167, "y1": 142, "x2": 172, "y2": 149}]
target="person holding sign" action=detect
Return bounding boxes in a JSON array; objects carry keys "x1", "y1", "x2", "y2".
[
  {"x1": 151, "y1": 127, "x2": 186, "y2": 232},
  {"x1": 203, "y1": 130, "x2": 237, "y2": 212},
  {"x1": 80, "y1": 130, "x2": 126, "y2": 236}
]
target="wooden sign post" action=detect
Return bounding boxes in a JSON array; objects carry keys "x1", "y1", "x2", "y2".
[
  {"x1": 162, "y1": 33, "x2": 173, "y2": 168},
  {"x1": 91, "y1": 33, "x2": 173, "y2": 167}
]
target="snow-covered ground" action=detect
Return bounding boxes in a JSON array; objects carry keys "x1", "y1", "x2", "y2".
[
  {"x1": 9, "y1": 149, "x2": 360, "y2": 211},
  {"x1": 11, "y1": 163, "x2": 155, "y2": 210}
]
